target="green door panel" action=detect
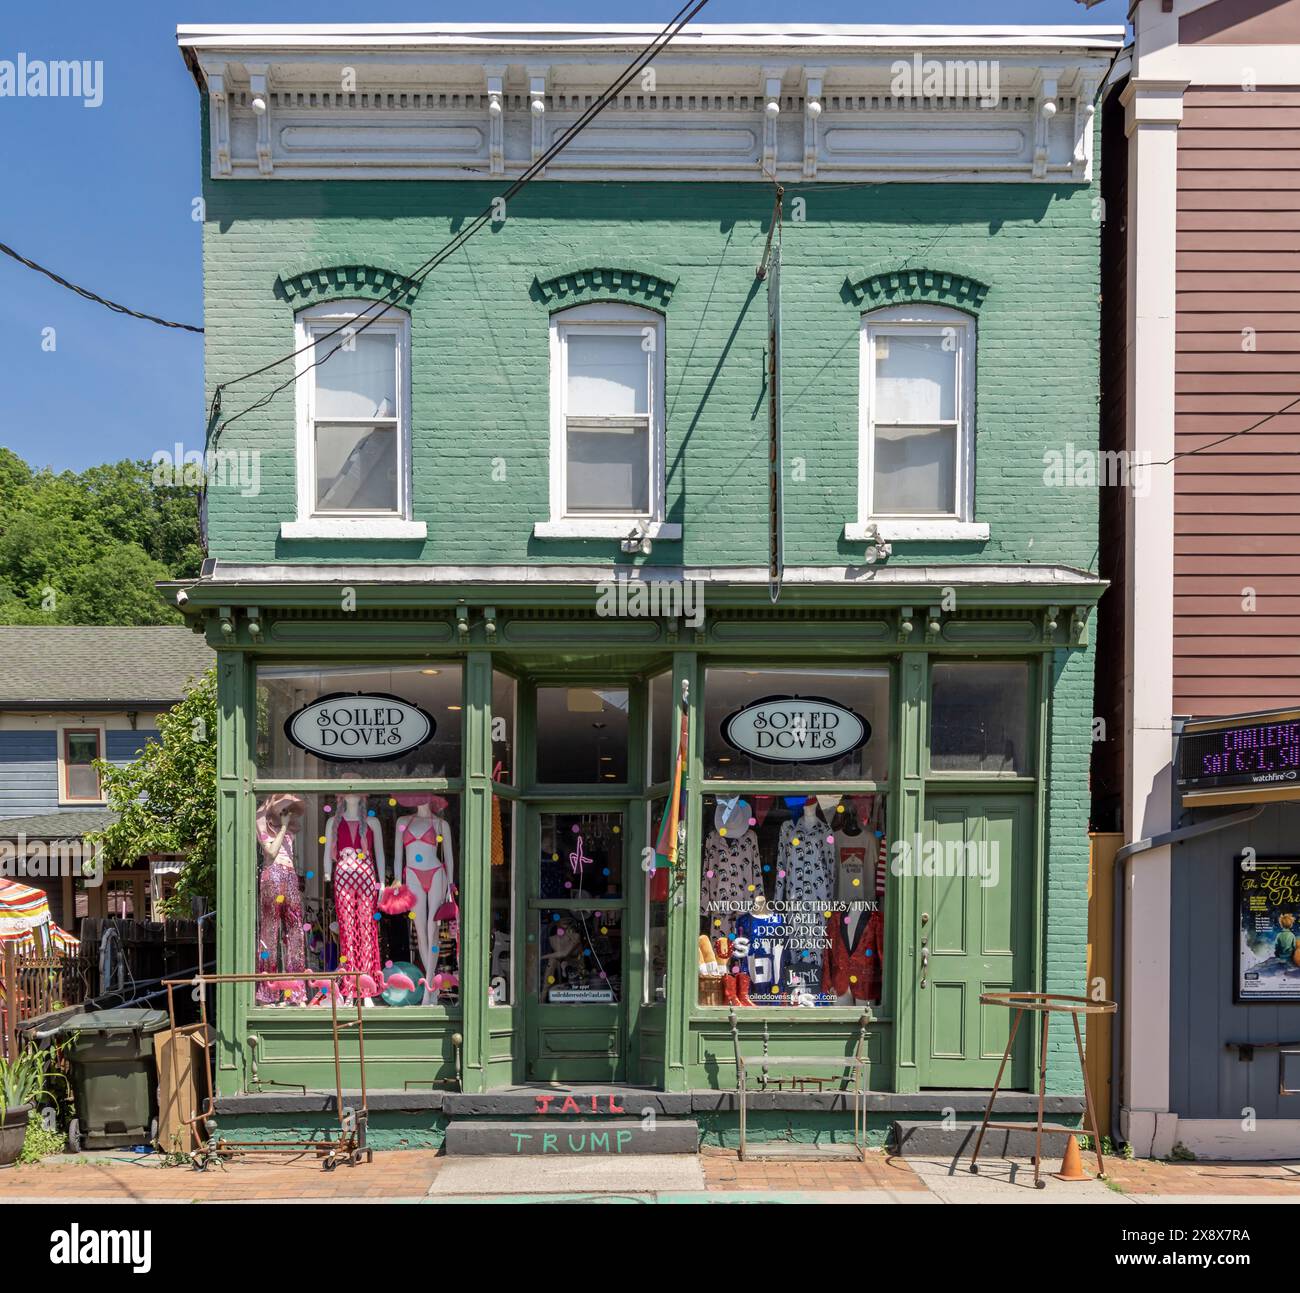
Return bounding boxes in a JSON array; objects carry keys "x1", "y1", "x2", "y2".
[{"x1": 917, "y1": 794, "x2": 1033, "y2": 1088}]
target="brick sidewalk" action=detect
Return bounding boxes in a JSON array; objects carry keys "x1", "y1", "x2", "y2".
[
  {"x1": 701, "y1": 1146, "x2": 928, "y2": 1193},
  {"x1": 1101, "y1": 1157, "x2": 1300, "y2": 1197},
  {"x1": 0, "y1": 1150, "x2": 444, "y2": 1201}
]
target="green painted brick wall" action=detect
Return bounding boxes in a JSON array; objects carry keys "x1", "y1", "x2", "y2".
[{"x1": 200, "y1": 177, "x2": 1101, "y2": 571}]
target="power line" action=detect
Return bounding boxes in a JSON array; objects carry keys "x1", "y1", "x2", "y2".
[
  {"x1": 1156, "y1": 394, "x2": 1300, "y2": 466},
  {"x1": 210, "y1": 0, "x2": 709, "y2": 441},
  {"x1": 0, "y1": 240, "x2": 203, "y2": 333}
]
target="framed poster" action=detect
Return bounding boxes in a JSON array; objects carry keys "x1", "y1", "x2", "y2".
[{"x1": 1235, "y1": 857, "x2": 1300, "y2": 1003}]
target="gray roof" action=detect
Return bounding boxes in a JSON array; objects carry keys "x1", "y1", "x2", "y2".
[
  {"x1": 0, "y1": 627, "x2": 212, "y2": 706},
  {"x1": 0, "y1": 809, "x2": 116, "y2": 839}
]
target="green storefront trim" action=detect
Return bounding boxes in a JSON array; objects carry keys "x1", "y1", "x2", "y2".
[{"x1": 184, "y1": 573, "x2": 1101, "y2": 1114}]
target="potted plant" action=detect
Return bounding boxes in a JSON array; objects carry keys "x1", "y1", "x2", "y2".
[{"x1": 0, "y1": 1047, "x2": 60, "y2": 1167}]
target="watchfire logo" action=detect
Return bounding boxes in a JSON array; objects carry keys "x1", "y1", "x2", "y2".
[{"x1": 50, "y1": 1226, "x2": 152, "y2": 1275}]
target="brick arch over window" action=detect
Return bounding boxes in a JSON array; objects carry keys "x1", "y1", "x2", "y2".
[
  {"x1": 843, "y1": 264, "x2": 990, "y2": 313},
  {"x1": 531, "y1": 263, "x2": 677, "y2": 310},
  {"x1": 274, "y1": 263, "x2": 423, "y2": 308}
]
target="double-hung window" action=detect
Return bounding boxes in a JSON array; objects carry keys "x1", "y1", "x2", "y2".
[
  {"x1": 536, "y1": 303, "x2": 676, "y2": 541},
  {"x1": 284, "y1": 299, "x2": 423, "y2": 540},
  {"x1": 61, "y1": 727, "x2": 103, "y2": 803},
  {"x1": 851, "y1": 304, "x2": 985, "y2": 543}
]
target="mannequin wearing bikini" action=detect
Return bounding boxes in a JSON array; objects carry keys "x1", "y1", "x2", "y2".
[{"x1": 394, "y1": 796, "x2": 455, "y2": 1004}]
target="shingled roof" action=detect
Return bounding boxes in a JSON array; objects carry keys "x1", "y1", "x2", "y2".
[{"x1": 0, "y1": 627, "x2": 212, "y2": 706}]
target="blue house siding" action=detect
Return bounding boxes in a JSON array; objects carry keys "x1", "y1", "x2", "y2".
[{"x1": 0, "y1": 728, "x2": 159, "y2": 820}]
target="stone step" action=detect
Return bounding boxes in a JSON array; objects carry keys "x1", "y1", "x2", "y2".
[
  {"x1": 443, "y1": 1118, "x2": 700, "y2": 1156},
  {"x1": 891, "y1": 1119, "x2": 1073, "y2": 1161}
]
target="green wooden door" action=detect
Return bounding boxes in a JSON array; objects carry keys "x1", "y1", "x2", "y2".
[
  {"x1": 525, "y1": 806, "x2": 628, "y2": 1081},
  {"x1": 916, "y1": 795, "x2": 1033, "y2": 1088}
]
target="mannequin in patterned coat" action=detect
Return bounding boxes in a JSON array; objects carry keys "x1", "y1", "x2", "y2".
[
  {"x1": 700, "y1": 797, "x2": 761, "y2": 937},
  {"x1": 775, "y1": 801, "x2": 836, "y2": 986}
]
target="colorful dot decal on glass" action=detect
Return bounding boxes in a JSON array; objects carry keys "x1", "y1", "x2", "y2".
[
  {"x1": 275, "y1": 894, "x2": 285, "y2": 905},
  {"x1": 305, "y1": 871, "x2": 314, "y2": 880},
  {"x1": 436, "y1": 835, "x2": 443, "y2": 844},
  {"x1": 747, "y1": 884, "x2": 756, "y2": 892},
  {"x1": 572, "y1": 824, "x2": 580, "y2": 834},
  {"x1": 748, "y1": 817, "x2": 757, "y2": 826},
  {"x1": 763, "y1": 864, "x2": 771, "y2": 873},
  {"x1": 551, "y1": 853, "x2": 559, "y2": 862},
  {"x1": 259, "y1": 950, "x2": 269, "y2": 960},
  {"x1": 849, "y1": 974, "x2": 858, "y2": 984},
  {"x1": 719, "y1": 827, "x2": 727, "y2": 836},
  {"x1": 713, "y1": 918, "x2": 722, "y2": 928},
  {"x1": 601, "y1": 868, "x2": 610, "y2": 877},
  {"x1": 826, "y1": 835, "x2": 835, "y2": 844},
  {"x1": 778, "y1": 869, "x2": 786, "y2": 879},
  {"x1": 612, "y1": 825, "x2": 620, "y2": 835},
  {"x1": 388, "y1": 798, "x2": 397, "y2": 807},
  {"x1": 373, "y1": 912, "x2": 382, "y2": 920},
  {"x1": 792, "y1": 837, "x2": 801, "y2": 846},
  {"x1": 600, "y1": 927, "x2": 608, "y2": 936},
  {"x1": 547, "y1": 976, "x2": 555, "y2": 985},
  {"x1": 318, "y1": 836, "x2": 327, "y2": 845},
  {"x1": 705, "y1": 869, "x2": 714, "y2": 879},
  {"x1": 583, "y1": 949, "x2": 591, "y2": 958},
  {"x1": 323, "y1": 804, "x2": 332, "y2": 813},
  {"x1": 598, "y1": 971, "x2": 607, "y2": 980},
  {"x1": 852, "y1": 877, "x2": 861, "y2": 887},
  {"x1": 836, "y1": 804, "x2": 844, "y2": 814}
]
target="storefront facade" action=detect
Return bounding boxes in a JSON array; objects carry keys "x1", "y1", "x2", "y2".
[{"x1": 174, "y1": 23, "x2": 1118, "y2": 1143}]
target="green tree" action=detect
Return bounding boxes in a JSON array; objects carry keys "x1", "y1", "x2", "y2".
[
  {"x1": 90, "y1": 667, "x2": 217, "y2": 914},
  {"x1": 0, "y1": 449, "x2": 201, "y2": 626}
]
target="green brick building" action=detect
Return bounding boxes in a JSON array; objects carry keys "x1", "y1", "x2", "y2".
[{"x1": 170, "y1": 22, "x2": 1121, "y2": 1155}]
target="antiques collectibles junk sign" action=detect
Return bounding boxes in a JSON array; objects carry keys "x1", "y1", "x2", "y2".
[{"x1": 1236, "y1": 859, "x2": 1300, "y2": 1002}]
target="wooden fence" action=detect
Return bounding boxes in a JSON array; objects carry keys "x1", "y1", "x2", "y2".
[{"x1": 1, "y1": 944, "x2": 94, "y2": 1060}]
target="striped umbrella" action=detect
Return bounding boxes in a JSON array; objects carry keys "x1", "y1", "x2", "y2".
[{"x1": 0, "y1": 877, "x2": 52, "y2": 943}]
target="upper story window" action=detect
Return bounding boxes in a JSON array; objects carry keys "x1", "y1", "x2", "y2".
[
  {"x1": 61, "y1": 727, "x2": 104, "y2": 803},
  {"x1": 535, "y1": 303, "x2": 678, "y2": 542},
  {"x1": 283, "y1": 299, "x2": 424, "y2": 540},
  {"x1": 851, "y1": 304, "x2": 985, "y2": 543}
]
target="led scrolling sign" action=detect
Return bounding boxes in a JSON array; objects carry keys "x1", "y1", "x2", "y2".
[{"x1": 1178, "y1": 713, "x2": 1300, "y2": 796}]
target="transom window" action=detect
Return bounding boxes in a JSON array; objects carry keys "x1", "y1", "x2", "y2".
[
  {"x1": 293, "y1": 300, "x2": 411, "y2": 522},
  {"x1": 548, "y1": 303, "x2": 665, "y2": 524},
  {"x1": 860, "y1": 304, "x2": 975, "y2": 521}
]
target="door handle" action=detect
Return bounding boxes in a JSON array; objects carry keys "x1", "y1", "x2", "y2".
[{"x1": 920, "y1": 939, "x2": 929, "y2": 989}]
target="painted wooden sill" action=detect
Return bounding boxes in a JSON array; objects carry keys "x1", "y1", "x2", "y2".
[
  {"x1": 845, "y1": 519, "x2": 990, "y2": 542},
  {"x1": 533, "y1": 519, "x2": 682, "y2": 541},
  {"x1": 280, "y1": 518, "x2": 427, "y2": 540}
]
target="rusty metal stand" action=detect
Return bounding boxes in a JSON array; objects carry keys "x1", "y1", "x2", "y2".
[
  {"x1": 162, "y1": 970, "x2": 374, "y2": 1171},
  {"x1": 968, "y1": 991, "x2": 1116, "y2": 1189}
]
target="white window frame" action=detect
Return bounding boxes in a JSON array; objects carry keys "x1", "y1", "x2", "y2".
[
  {"x1": 534, "y1": 302, "x2": 679, "y2": 541},
  {"x1": 58, "y1": 723, "x2": 106, "y2": 805},
  {"x1": 282, "y1": 298, "x2": 424, "y2": 541},
  {"x1": 847, "y1": 303, "x2": 987, "y2": 544}
]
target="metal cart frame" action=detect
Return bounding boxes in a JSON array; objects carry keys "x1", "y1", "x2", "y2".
[{"x1": 162, "y1": 970, "x2": 374, "y2": 1170}]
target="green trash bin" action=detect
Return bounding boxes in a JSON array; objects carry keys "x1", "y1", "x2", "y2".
[{"x1": 56, "y1": 1008, "x2": 170, "y2": 1151}]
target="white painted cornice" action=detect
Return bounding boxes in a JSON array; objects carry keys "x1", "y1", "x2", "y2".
[{"x1": 178, "y1": 24, "x2": 1120, "y2": 184}]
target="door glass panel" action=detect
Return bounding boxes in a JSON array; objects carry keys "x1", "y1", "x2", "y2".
[
  {"x1": 537, "y1": 909, "x2": 623, "y2": 1004},
  {"x1": 535, "y1": 687, "x2": 629, "y2": 784},
  {"x1": 930, "y1": 661, "x2": 1031, "y2": 774},
  {"x1": 538, "y1": 812, "x2": 623, "y2": 900}
]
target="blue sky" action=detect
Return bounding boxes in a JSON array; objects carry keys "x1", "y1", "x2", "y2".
[{"x1": 0, "y1": 0, "x2": 1128, "y2": 472}]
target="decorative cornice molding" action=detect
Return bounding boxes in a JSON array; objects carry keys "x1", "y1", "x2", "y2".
[
  {"x1": 844, "y1": 263, "x2": 991, "y2": 311},
  {"x1": 531, "y1": 263, "x2": 678, "y2": 308},
  {"x1": 274, "y1": 263, "x2": 424, "y2": 307}
]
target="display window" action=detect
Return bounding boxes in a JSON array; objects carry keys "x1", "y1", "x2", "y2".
[
  {"x1": 702, "y1": 667, "x2": 890, "y2": 782},
  {"x1": 488, "y1": 795, "x2": 514, "y2": 1005},
  {"x1": 697, "y1": 791, "x2": 887, "y2": 1009},
  {"x1": 648, "y1": 671, "x2": 673, "y2": 786},
  {"x1": 252, "y1": 791, "x2": 460, "y2": 1009},
  {"x1": 930, "y1": 661, "x2": 1031, "y2": 774},
  {"x1": 645, "y1": 795, "x2": 676, "y2": 1004},
  {"x1": 257, "y1": 663, "x2": 464, "y2": 779}
]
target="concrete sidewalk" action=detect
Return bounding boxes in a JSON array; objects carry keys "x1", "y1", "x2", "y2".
[{"x1": 1, "y1": 1147, "x2": 1296, "y2": 1203}]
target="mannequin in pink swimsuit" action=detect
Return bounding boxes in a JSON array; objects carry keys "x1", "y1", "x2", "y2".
[
  {"x1": 393, "y1": 794, "x2": 455, "y2": 1004},
  {"x1": 323, "y1": 794, "x2": 386, "y2": 1005}
]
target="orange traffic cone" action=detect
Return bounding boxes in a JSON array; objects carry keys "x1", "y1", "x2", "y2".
[{"x1": 1053, "y1": 1134, "x2": 1091, "y2": 1182}]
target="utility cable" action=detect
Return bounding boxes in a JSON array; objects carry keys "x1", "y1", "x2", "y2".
[{"x1": 0, "y1": 240, "x2": 203, "y2": 333}]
